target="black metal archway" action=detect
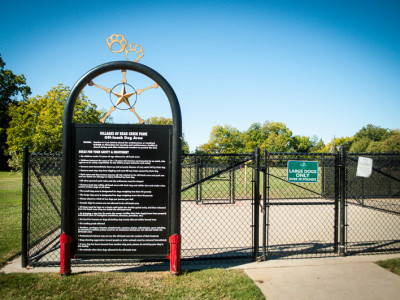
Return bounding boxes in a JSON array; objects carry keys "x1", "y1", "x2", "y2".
[{"x1": 61, "y1": 61, "x2": 182, "y2": 274}]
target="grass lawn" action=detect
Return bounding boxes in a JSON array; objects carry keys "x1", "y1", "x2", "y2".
[
  {"x1": 0, "y1": 269, "x2": 264, "y2": 299},
  {"x1": 0, "y1": 171, "x2": 265, "y2": 299},
  {"x1": 0, "y1": 171, "x2": 22, "y2": 267},
  {"x1": 377, "y1": 258, "x2": 400, "y2": 276}
]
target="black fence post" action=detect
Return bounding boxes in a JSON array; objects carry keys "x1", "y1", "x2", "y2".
[
  {"x1": 199, "y1": 159, "x2": 203, "y2": 203},
  {"x1": 21, "y1": 146, "x2": 29, "y2": 267},
  {"x1": 321, "y1": 157, "x2": 325, "y2": 197},
  {"x1": 195, "y1": 157, "x2": 199, "y2": 204},
  {"x1": 253, "y1": 147, "x2": 260, "y2": 261},
  {"x1": 230, "y1": 157, "x2": 235, "y2": 203},
  {"x1": 262, "y1": 149, "x2": 267, "y2": 261},
  {"x1": 339, "y1": 146, "x2": 346, "y2": 256},
  {"x1": 333, "y1": 153, "x2": 339, "y2": 253}
]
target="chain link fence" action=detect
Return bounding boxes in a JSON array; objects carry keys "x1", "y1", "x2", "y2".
[
  {"x1": 181, "y1": 154, "x2": 255, "y2": 260},
  {"x1": 24, "y1": 153, "x2": 62, "y2": 266},
  {"x1": 22, "y1": 150, "x2": 400, "y2": 266},
  {"x1": 23, "y1": 152, "x2": 256, "y2": 266},
  {"x1": 345, "y1": 153, "x2": 400, "y2": 254}
]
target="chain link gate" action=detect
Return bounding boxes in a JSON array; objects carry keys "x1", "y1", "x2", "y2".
[
  {"x1": 181, "y1": 153, "x2": 258, "y2": 260},
  {"x1": 261, "y1": 151, "x2": 339, "y2": 259}
]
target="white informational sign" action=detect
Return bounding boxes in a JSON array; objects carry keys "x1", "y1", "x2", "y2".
[{"x1": 356, "y1": 157, "x2": 373, "y2": 178}]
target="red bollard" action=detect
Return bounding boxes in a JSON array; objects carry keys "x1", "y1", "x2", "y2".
[
  {"x1": 169, "y1": 234, "x2": 181, "y2": 275},
  {"x1": 60, "y1": 233, "x2": 73, "y2": 275}
]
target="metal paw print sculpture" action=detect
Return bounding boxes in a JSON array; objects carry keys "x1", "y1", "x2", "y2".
[
  {"x1": 106, "y1": 34, "x2": 144, "y2": 62},
  {"x1": 88, "y1": 34, "x2": 158, "y2": 123}
]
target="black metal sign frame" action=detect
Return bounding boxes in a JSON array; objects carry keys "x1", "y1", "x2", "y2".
[{"x1": 61, "y1": 61, "x2": 182, "y2": 271}]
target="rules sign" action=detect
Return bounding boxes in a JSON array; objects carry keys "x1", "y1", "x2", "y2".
[
  {"x1": 72, "y1": 124, "x2": 171, "y2": 258},
  {"x1": 287, "y1": 161, "x2": 318, "y2": 183}
]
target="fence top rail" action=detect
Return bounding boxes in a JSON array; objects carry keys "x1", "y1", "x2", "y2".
[
  {"x1": 30, "y1": 152, "x2": 62, "y2": 157},
  {"x1": 183, "y1": 153, "x2": 254, "y2": 157},
  {"x1": 347, "y1": 152, "x2": 400, "y2": 157},
  {"x1": 266, "y1": 152, "x2": 338, "y2": 157},
  {"x1": 26, "y1": 151, "x2": 400, "y2": 158}
]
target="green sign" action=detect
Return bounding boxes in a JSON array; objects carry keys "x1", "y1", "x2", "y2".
[{"x1": 287, "y1": 161, "x2": 318, "y2": 183}]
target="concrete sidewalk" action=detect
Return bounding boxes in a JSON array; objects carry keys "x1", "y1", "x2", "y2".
[
  {"x1": 236, "y1": 254, "x2": 400, "y2": 300},
  {"x1": 2, "y1": 253, "x2": 400, "y2": 299}
]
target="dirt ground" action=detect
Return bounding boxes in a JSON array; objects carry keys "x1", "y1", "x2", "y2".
[{"x1": 26, "y1": 197, "x2": 399, "y2": 265}]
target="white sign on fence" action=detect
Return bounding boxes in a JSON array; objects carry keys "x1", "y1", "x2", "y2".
[{"x1": 356, "y1": 157, "x2": 373, "y2": 178}]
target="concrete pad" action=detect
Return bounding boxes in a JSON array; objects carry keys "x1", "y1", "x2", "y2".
[{"x1": 243, "y1": 255, "x2": 400, "y2": 300}]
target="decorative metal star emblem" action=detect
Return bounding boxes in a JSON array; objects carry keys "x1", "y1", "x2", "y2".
[
  {"x1": 113, "y1": 85, "x2": 135, "y2": 107},
  {"x1": 88, "y1": 69, "x2": 158, "y2": 124}
]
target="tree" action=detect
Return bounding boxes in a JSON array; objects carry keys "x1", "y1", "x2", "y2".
[
  {"x1": 349, "y1": 138, "x2": 370, "y2": 153},
  {"x1": 6, "y1": 84, "x2": 103, "y2": 170},
  {"x1": 198, "y1": 124, "x2": 244, "y2": 153},
  {"x1": 145, "y1": 116, "x2": 190, "y2": 153},
  {"x1": 348, "y1": 124, "x2": 400, "y2": 153},
  {"x1": 0, "y1": 54, "x2": 31, "y2": 170},
  {"x1": 262, "y1": 132, "x2": 289, "y2": 152},
  {"x1": 145, "y1": 116, "x2": 173, "y2": 125},
  {"x1": 261, "y1": 121, "x2": 292, "y2": 152},
  {"x1": 324, "y1": 136, "x2": 353, "y2": 153},
  {"x1": 243, "y1": 122, "x2": 264, "y2": 151},
  {"x1": 354, "y1": 124, "x2": 391, "y2": 142},
  {"x1": 243, "y1": 121, "x2": 292, "y2": 152},
  {"x1": 349, "y1": 124, "x2": 391, "y2": 152},
  {"x1": 309, "y1": 136, "x2": 325, "y2": 153},
  {"x1": 365, "y1": 130, "x2": 400, "y2": 153},
  {"x1": 199, "y1": 121, "x2": 294, "y2": 153},
  {"x1": 290, "y1": 135, "x2": 314, "y2": 152}
]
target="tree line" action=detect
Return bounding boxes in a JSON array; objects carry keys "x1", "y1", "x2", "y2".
[
  {"x1": 1, "y1": 54, "x2": 399, "y2": 170},
  {"x1": 195, "y1": 122, "x2": 400, "y2": 154}
]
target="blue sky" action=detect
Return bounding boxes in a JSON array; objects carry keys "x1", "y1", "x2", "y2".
[{"x1": 1, "y1": 0, "x2": 399, "y2": 151}]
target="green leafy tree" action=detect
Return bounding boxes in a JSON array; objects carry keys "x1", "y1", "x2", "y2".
[
  {"x1": 349, "y1": 124, "x2": 397, "y2": 153},
  {"x1": 0, "y1": 54, "x2": 31, "y2": 170},
  {"x1": 199, "y1": 121, "x2": 293, "y2": 153},
  {"x1": 365, "y1": 130, "x2": 400, "y2": 153},
  {"x1": 145, "y1": 116, "x2": 173, "y2": 125},
  {"x1": 309, "y1": 136, "x2": 325, "y2": 153},
  {"x1": 7, "y1": 84, "x2": 103, "y2": 170},
  {"x1": 290, "y1": 135, "x2": 314, "y2": 152},
  {"x1": 324, "y1": 136, "x2": 354, "y2": 153},
  {"x1": 263, "y1": 121, "x2": 292, "y2": 138},
  {"x1": 198, "y1": 124, "x2": 244, "y2": 153},
  {"x1": 354, "y1": 124, "x2": 391, "y2": 142},
  {"x1": 349, "y1": 138, "x2": 370, "y2": 153},
  {"x1": 243, "y1": 123, "x2": 264, "y2": 151},
  {"x1": 262, "y1": 133, "x2": 289, "y2": 152},
  {"x1": 261, "y1": 121, "x2": 292, "y2": 152},
  {"x1": 243, "y1": 121, "x2": 292, "y2": 152},
  {"x1": 145, "y1": 116, "x2": 190, "y2": 153}
]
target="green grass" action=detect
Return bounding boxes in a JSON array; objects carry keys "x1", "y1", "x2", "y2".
[
  {"x1": 182, "y1": 166, "x2": 329, "y2": 201},
  {"x1": 0, "y1": 269, "x2": 264, "y2": 299},
  {"x1": 0, "y1": 171, "x2": 22, "y2": 267},
  {"x1": 377, "y1": 258, "x2": 400, "y2": 276},
  {"x1": 182, "y1": 167, "x2": 254, "y2": 200},
  {"x1": 0, "y1": 171, "x2": 264, "y2": 299}
]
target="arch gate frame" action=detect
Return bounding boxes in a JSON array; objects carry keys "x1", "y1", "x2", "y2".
[{"x1": 61, "y1": 61, "x2": 182, "y2": 275}]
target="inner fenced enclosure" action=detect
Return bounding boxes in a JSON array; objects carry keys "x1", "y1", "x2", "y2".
[{"x1": 22, "y1": 148, "x2": 400, "y2": 266}]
